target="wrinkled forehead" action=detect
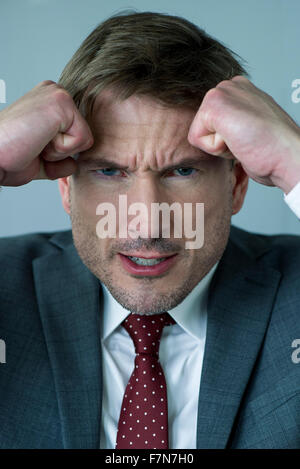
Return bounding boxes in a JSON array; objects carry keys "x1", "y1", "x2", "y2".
[
  {"x1": 78, "y1": 89, "x2": 227, "y2": 172},
  {"x1": 88, "y1": 89, "x2": 196, "y2": 148}
]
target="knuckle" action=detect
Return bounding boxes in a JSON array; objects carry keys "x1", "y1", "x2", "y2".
[
  {"x1": 48, "y1": 89, "x2": 74, "y2": 126},
  {"x1": 205, "y1": 86, "x2": 217, "y2": 96},
  {"x1": 76, "y1": 133, "x2": 93, "y2": 150},
  {"x1": 39, "y1": 79, "x2": 57, "y2": 87},
  {"x1": 51, "y1": 87, "x2": 72, "y2": 105},
  {"x1": 188, "y1": 127, "x2": 200, "y2": 145},
  {"x1": 84, "y1": 133, "x2": 94, "y2": 148},
  {"x1": 206, "y1": 86, "x2": 221, "y2": 98},
  {"x1": 216, "y1": 79, "x2": 233, "y2": 89},
  {"x1": 39, "y1": 80, "x2": 65, "y2": 91},
  {"x1": 232, "y1": 75, "x2": 248, "y2": 82},
  {"x1": 53, "y1": 141, "x2": 67, "y2": 153},
  {"x1": 203, "y1": 87, "x2": 223, "y2": 104}
]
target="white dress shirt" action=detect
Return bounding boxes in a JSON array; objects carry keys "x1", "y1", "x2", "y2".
[
  {"x1": 284, "y1": 179, "x2": 300, "y2": 219},
  {"x1": 99, "y1": 261, "x2": 219, "y2": 449},
  {"x1": 99, "y1": 181, "x2": 300, "y2": 449}
]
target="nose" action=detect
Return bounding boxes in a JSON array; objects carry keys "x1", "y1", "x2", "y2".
[{"x1": 122, "y1": 176, "x2": 170, "y2": 240}]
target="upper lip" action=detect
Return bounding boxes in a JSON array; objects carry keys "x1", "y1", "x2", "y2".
[{"x1": 119, "y1": 252, "x2": 177, "y2": 259}]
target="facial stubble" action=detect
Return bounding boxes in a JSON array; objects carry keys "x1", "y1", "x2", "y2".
[{"x1": 69, "y1": 182, "x2": 233, "y2": 315}]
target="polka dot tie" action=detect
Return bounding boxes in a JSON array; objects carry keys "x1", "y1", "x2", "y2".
[{"x1": 115, "y1": 312, "x2": 175, "y2": 449}]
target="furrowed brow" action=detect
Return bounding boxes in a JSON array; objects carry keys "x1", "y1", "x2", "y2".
[
  {"x1": 76, "y1": 154, "x2": 217, "y2": 173},
  {"x1": 161, "y1": 155, "x2": 214, "y2": 171},
  {"x1": 77, "y1": 158, "x2": 128, "y2": 170}
]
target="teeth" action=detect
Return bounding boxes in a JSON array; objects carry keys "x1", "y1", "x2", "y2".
[{"x1": 128, "y1": 256, "x2": 166, "y2": 266}]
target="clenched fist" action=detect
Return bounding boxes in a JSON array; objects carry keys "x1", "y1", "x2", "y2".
[
  {"x1": 0, "y1": 80, "x2": 94, "y2": 186},
  {"x1": 188, "y1": 76, "x2": 300, "y2": 194}
]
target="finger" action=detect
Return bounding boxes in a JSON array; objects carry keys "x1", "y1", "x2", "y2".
[
  {"x1": 35, "y1": 158, "x2": 47, "y2": 179},
  {"x1": 39, "y1": 141, "x2": 78, "y2": 162},
  {"x1": 35, "y1": 157, "x2": 77, "y2": 180},
  {"x1": 197, "y1": 132, "x2": 232, "y2": 156},
  {"x1": 40, "y1": 112, "x2": 93, "y2": 163},
  {"x1": 1, "y1": 159, "x2": 40, "y2": 186},
  {"x1": 58, "y1": 107, "x2": 94, "y2": 153},
  {"x1": 188, "y1": 108, "x2": 218, "y2": 150},
  {"x1": 188, "y1": 119, "x2": 234, "y2": 159},
  {"x1": 188, "y1": 102, "x2": 237, "y2": 159},
  {"x1": 39, "y1": 142, "x2": 71, "y2": 162}
]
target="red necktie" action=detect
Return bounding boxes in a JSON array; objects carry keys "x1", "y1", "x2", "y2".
[{"x1": 116, "y1": 312, "x2": 175, "y2": 449}]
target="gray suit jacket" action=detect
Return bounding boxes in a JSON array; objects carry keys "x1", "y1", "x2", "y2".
[{"x1": 0, "y1": 224, "x2": 299, "y2": 449}]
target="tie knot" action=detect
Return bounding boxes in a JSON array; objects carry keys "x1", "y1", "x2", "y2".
[{"x1": 122, "y1": 312, "x2": 175, "y2": 355}]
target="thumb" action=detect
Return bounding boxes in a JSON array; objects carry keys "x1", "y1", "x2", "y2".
[
  {"x1": 195, "y1": 132, "x2": 233, "y2": 158},
  {"x1": 188, "y1": 111, "x2": 233, "y2": 158},
  {"x1": 35, "y1": 157, "x2": 77, "y2": 180},
  {"x1": 188, "y1": 124, "x2": 234, "y2": 158}
]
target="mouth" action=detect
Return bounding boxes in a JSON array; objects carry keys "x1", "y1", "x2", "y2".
[{"x1": 118, "y1": 252, "x2": 178, "y2": 276}]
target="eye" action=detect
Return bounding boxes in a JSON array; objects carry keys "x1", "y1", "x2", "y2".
[
  {"x1": 93, "y1": 168, "x2": 124, "y2": 177},
  {"x1": 172, "y1": 167, "x2": 197, "y2": 177}
]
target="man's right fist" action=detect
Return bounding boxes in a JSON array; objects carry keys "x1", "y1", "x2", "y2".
[{"x1": 0, "y1": 80, "x2": 94, "y2": 186}]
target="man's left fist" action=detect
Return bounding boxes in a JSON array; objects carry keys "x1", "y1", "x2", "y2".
[{"x1": 188, "y1": 76, "x2": 300, "y2": 194}]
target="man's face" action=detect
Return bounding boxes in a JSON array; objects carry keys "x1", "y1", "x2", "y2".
[{"x1": 59, "y1": 90, "x2": 248, "y2": 314}]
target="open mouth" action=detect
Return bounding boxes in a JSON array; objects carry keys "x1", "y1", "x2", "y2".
[
  {"x1": 118, "y1": 253, "x2": 178, "y2": 276},
  {"x1": 127, "y1": 256, "x2": 168, "y2": 266}
]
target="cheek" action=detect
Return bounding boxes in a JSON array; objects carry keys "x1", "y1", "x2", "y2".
[
  {"x1": 189, "y1": 174, "x2": 232, "y2": 206},
  {"x1": 71, "y1": 185, "x2": 122, "y2": 251},
  {"x1": 202, "y1": 176, "x2": 233, "y2": 221},
  {"x1": 72, "y1": 181, "x2": 108, "y2": 220},
  {"x1": 75, "y1": 196, "x2": 97, "y2": 223}
]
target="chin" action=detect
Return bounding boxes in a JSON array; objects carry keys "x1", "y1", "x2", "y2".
[{"x1": 119, "y1": 289, "x2": 167, "y2": 315}]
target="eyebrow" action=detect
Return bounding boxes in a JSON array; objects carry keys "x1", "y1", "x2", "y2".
[
  {"x1": 77, "y1": 154, "x2": 215, "y2": 172},
  {"x1": 78, "y1": 158, "x2": 128, "y2": 170}
]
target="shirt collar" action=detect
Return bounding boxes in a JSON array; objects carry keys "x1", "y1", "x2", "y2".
[
  {"x1": 167, "y1": 261, "x2": 219, "y2": 340},
  {"x1": 100, "y1": 260, "x2": 219, "y2": 341}
]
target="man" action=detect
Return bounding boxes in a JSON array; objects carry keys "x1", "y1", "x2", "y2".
[{"x1": 0, "y1": 11, "x2": 299, "y2": 449}]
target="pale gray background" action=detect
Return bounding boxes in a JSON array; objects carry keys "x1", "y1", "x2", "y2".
[{"x1": 0, "y1": 0, "x2": 299, "y2": 237}]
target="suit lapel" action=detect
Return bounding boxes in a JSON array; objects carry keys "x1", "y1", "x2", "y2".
[
  {"x1": 32, "y1": 232, "x2": 102, "y2": 449},
  {"x1": 196, "y1": 229, "x2": 282, "y2": 448},
  {"x1": 31, "y1": 227, "x2": 282, "y2": 449}
]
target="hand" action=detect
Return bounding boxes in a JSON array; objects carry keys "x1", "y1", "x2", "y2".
[
  {"x1": 0, "y1": 80, "x2": 94, "y2": 186},
  {"x1": 188, "y1": 76, "x2": 300, "y2": 194}
]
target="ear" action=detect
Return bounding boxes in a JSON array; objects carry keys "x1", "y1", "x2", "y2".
[
  {"x1": 58, "y1": 176, "x2": 71, "y2": 214},
  {"x1": 231, "y1": 161, "x2": 249, "y2": 215}
]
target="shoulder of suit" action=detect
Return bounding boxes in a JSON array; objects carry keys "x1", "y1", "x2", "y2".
[
  {"x1": 230, "y1": 224, "x2": 300, "y2": 275},
  {"x1": 230, "y1": 224, "x2": 300, "y2": 250},
  {"x1": 0, "y1": 229, "x2": 73, "y2": 263}
]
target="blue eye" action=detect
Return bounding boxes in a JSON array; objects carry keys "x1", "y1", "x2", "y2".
[
  {"x1": 173, "y1": 168, "x2": 196, "y2": 176},
  {"x1": 95, "y1": 168, "x2": 122, "y2": 177}
]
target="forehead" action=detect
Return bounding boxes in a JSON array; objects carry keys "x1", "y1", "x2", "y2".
[
  {"x1": 89, "y1": 90, "x2": 196, "y2": 147},
  {"x1": 81, "y1": 89, "x2": 224, "y2": 171}
]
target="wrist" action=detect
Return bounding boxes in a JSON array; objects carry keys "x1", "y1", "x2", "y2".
[
  {"x1": 277, "y1": 166, "x2": 300, "y2": 195},
  {"x1": 272, "y1": 131, "x2": 300, "y2": 194}
]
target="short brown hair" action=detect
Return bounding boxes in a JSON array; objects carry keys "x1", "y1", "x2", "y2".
[{"x1": 59, "y1": 10, "x2": 249, "y2": 119}]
